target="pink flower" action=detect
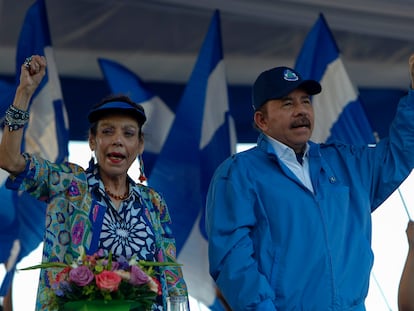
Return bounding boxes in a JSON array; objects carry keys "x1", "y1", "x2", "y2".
[
  {"x1": 95, "y1": 270, "x2": 122, "y2": 292},
  {"x1": 69, "y1": 266, "x2": 94, "y2": 286},
  {"x1": 129, "y1": 265, "x2": 150, "y2": 286}
]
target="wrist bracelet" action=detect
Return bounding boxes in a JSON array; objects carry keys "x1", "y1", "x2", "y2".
[{"x1": 4, "y1": 105, "x2": 30, "y2": 131}]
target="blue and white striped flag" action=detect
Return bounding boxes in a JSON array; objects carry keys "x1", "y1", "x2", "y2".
[
  {"x1": 295, "y1": 14, "x2": 375, "y2": 145},
  {"x1": 149, "y1": 10, "x2": 237, "y2": 307},
  {"x1": 0, "y1": 0, "x2": 69, "y2": 295}
]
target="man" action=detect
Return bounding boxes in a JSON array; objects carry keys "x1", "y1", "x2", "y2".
[{"x1": 206, "y1": 54, "x2": 414, "y2": 310}]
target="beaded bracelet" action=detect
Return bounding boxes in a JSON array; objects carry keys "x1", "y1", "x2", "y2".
[{"x1": 4, "y1": 105, "x2": 30, "y2": 131}]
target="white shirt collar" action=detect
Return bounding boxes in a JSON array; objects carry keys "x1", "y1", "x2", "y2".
[
  {"x1": 264, "y1": 134, "x2": 314, "y2": 193},
  {"x1": 264, "y1": 134, "x2": 309, "y2": 163}
]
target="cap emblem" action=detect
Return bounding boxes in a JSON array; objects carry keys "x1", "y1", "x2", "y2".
[{"x1": 283, "y1": 69, "x2": 299, "y2": 82}]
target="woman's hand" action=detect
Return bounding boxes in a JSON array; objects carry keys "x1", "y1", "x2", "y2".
[
  {"x1": 0, "y1": 55, "x2": 47, "y2": 174},
  {"x1": 18, "y1": 55, "x2": 47, "y2": 96}
]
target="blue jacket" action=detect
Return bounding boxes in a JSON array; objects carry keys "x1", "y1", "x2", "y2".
[{"x1": 206, "y1": 90, "x2": 414, "y2": 310}]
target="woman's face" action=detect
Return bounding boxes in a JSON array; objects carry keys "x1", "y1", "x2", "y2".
[{"x1": 89, "y1": 114, "x2": 143, "y2": 179}]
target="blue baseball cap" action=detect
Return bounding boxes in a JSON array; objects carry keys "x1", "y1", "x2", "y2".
[
  {"x1": 252, "y1": 67, "x2": 321, "y2": 110},
  {"x1": 88, "y1": 100, "x2": 146, "y2": 124}
]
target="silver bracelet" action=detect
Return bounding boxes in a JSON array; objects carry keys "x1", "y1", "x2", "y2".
[{"x1": 4, "y1": 105, "x2": 30, "y2": 131}]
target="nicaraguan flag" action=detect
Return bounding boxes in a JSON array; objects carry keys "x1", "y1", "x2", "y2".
[
  {"x1": 98, "y1": 58, "x2": 174, "y2": 177},
  {"x1": 0, "y1": 0, "x2": 69, "y2": 295},
  {"x1": 295, "y1": 14, "x2": 375, "y2": 145},
  {"x1": 0, "y1": 80, "x2": 17, "y2": 295},
  {"x1": 148, "y1": 10, "x2": 237, "y2": 307},
  {"x1": 0, "y1": 81, "x2": 14, "y2": 116}
]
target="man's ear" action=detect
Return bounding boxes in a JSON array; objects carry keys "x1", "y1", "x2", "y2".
[{"x1": 254, "y1": 110, "x2": 267, "y2": 131}]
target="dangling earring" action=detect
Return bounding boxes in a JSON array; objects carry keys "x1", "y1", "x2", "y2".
[
  {"x1": 138, "y1": 154, "x2": 147, "y2": 183},
  {"x1": 88, "y1": 152, "x2": 95, "y2": 169}
]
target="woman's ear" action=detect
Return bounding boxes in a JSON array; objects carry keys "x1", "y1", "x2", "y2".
[
  {"x1": 138, "y1": 139, "x2": 144, "y2": 155},
  {"x1": 88, "y1": 135, "x2": 95, "y2": 151}
]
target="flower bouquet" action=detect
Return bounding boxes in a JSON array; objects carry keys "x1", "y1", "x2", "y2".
[{"x1": 22, "y1": 247, "x2": 180, "y2": 311}]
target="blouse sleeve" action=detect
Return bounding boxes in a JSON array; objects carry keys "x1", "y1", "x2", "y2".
[
  {"x1": 5, "y1": 153, "x2": 82, "y2": 203},
  {"x1": 143, "y1": 186, "x2": 188, "y2": 297}
]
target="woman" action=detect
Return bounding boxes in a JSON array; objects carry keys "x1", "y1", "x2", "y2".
[{"x1": 0, "y1": 55, "x2": 187, "y2": 310}]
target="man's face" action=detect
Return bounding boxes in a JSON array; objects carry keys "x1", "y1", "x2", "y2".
[{"x1": 254, "y1": 89, "x2": 314, "y2": 153}]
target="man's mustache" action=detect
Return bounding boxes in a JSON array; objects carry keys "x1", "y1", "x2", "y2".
[{"x1": 291, "y1": 117, "x2": 311, "y2": 129}]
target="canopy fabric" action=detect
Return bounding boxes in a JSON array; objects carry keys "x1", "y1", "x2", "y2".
[{"x1": 0, "y1": 0, "x2": 412, "y2": 89}]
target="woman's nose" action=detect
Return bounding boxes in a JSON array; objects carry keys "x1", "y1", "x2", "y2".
[{"x1": 112, "y1": 135, "x2": 123, "y2": 146}]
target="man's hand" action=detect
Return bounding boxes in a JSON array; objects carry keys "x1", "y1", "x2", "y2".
[{"x1": 406, "y1": 220, "x2": 414, "y2": 249}]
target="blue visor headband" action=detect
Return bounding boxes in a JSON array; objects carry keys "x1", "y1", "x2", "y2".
[{"x1": 88, "y1": 101, "x2": 146, "y2": 124}]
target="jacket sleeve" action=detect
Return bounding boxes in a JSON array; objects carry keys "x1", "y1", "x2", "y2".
[
  {"x1": 368, "y1": 89, "x2": 414, "y2": 209},
  {"x1": 206, "y1": 158, "x2": 277, "y2": 311}
]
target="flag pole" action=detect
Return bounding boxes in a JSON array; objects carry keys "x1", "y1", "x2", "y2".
[
  {"x1": 398, "y1": 188, "x2": 412, "y2": 220},
  {"x1": 371, "y1": 272, "x2": 393, "y2": 311}
]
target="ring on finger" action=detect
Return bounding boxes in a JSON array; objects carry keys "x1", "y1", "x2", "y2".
[{"x1": 23, "y1": 56, "x2": 33, "y2": 69}]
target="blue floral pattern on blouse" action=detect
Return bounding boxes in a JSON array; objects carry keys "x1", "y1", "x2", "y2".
[
  {"x1": 6, "y1": 154, "x2": 187, "y2": 311},
  {"x1": 86, "y1": 165, "x2": 156, "y2": 261}
]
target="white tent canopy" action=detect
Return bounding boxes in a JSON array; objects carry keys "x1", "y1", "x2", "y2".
[{"x1": 0, "y1": 0, "x2": 412, "y2": 88}]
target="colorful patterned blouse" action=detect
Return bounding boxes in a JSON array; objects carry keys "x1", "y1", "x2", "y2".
[{"x1": 6, "y1": 154, "x2": 187, "y2": 311}]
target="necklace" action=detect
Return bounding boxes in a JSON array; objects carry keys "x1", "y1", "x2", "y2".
[{"x1": 105, "y1": 187, "x2": 129, "y2": 201}]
